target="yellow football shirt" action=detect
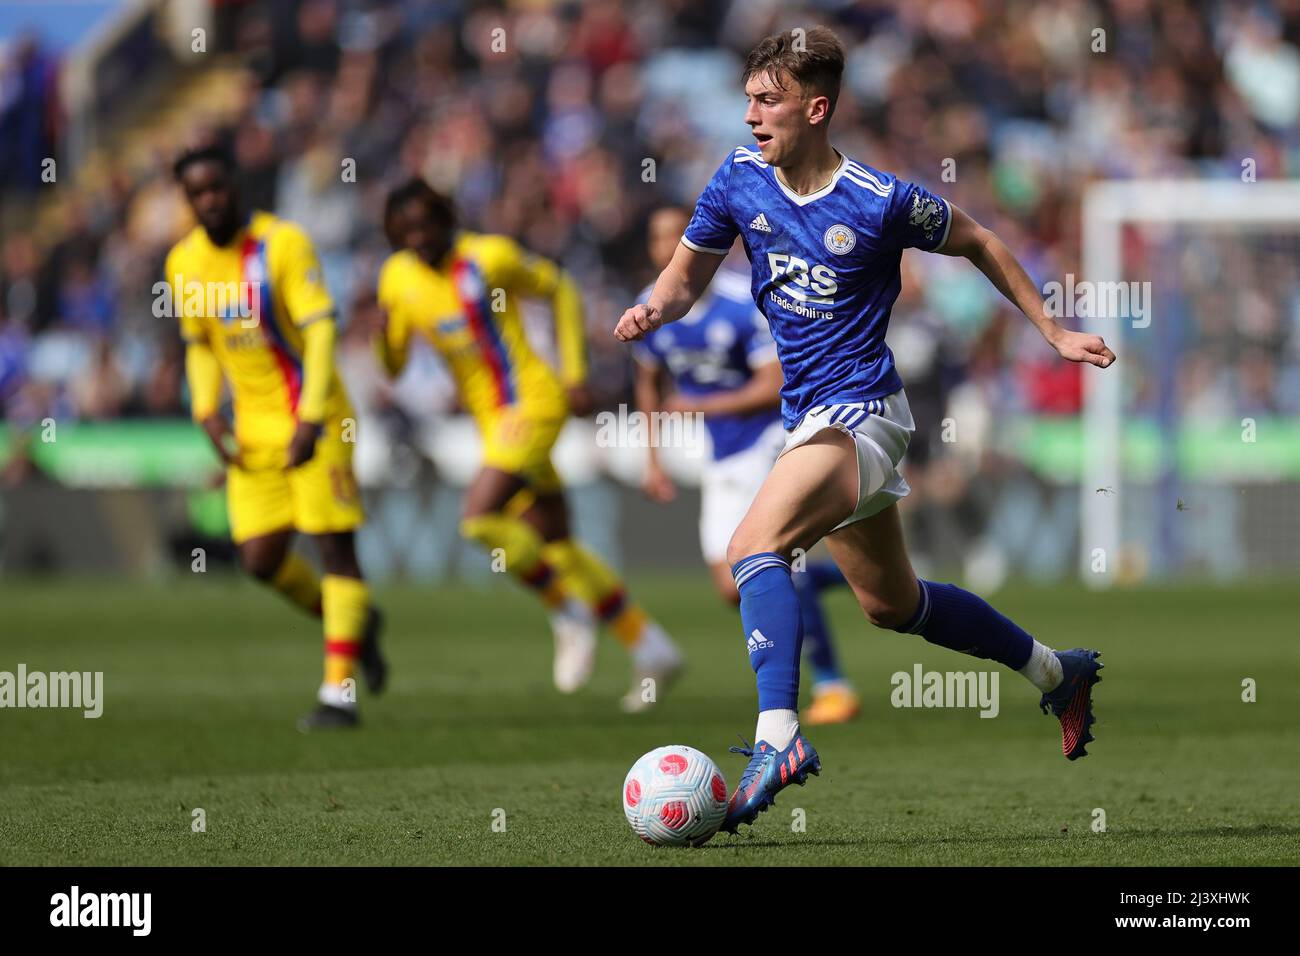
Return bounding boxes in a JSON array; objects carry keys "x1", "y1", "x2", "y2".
[
  {"x1": 165, "y1": 211, "x2": 352, "y2": 450},
  {"x1": 375, "y1": 232, "x2": 586, "y2": 423}
]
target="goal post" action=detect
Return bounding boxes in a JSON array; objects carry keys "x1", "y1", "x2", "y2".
[{"x1": 1079, "y1": 180, "x2": 1300, "y2": 588}]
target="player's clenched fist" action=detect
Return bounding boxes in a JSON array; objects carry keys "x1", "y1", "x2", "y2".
[
  {"x1": 614, "y1": 303, "x2": 663, "y2": 342},
  {"x1": 1049, "y1": 328, "x2": 1117, "y2": 368}
]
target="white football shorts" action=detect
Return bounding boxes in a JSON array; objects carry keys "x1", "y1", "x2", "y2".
[
  {"x1": 699, "y1": 420, "x2": 787, "y2": 565},
  {"x1": 780, "y1": 389, "x2": 914, "y2": 531}
]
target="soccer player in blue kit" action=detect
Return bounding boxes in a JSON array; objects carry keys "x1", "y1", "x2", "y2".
[
  {"x1": 615, "y1": 27, "x2": 1116, "y2": 833},
  {"x1": 634, "y1": 205, "x2": 861, "y2": 726}
]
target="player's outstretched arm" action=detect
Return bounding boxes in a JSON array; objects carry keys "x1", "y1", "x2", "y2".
[
  {"x1": 633, "y1": 362, "x2": 676, "y2": 503},
  {"x1": 372, "y1": 253, "x2": 411, "y2": 379},
  {"x1": 665, "y1": 361, "x2": 782, "y2": 417},
  {"x1": 370, "y1": 307, "x2": 408, "y2": 379},
  {"x1": 170, "y1": 247, "x2": 239, "y2": 467},
  {"x1": 614, "y1": 241, "x2": 725, "y2": 342},
  {"x1": 548, "y1": 267, "x2": 594, "y2": 415},
  {"x1": 486, "y1": 236, "x2": 594, "y2": 413},
  {"x1": 940, "y1": 205, "x2": 1116, "y2": 369},
  {"x1": 185, "y1": 340, "x2": 240, "y2": 468},
  {"x1": 287, "y1": 317, "x2": 334, "y2": 467},
  {"x1": 274, "y1": 225, "x2": 338, "y2": 466}
]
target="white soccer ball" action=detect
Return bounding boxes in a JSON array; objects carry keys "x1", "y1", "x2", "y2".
[{"x1": 622, "y1": 745, "x2": 728, "y2": 847}]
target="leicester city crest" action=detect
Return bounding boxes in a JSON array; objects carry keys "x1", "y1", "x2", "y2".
[{"x1": 822, "y1": 223, "x2": 856, "y2": 255}]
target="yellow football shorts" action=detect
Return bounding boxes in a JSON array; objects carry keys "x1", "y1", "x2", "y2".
[
  {"x1": 226, "y1": 418, "x2": 364, "y2": 543},
  {"x1": 479, "y1": 404, "x2": 566, "y2": 494}
]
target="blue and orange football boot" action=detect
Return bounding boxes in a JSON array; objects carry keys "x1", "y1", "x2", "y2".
[
  {"x1": 1039, "y1": 648, "x2": 1103, "y2": 760},
  {"x1": 720, "y1": 733, "x2": 821, "y2": 834}
]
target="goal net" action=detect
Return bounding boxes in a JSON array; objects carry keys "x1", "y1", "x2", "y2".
[{"x1": 1080, "y1": 180, "x2": 1300, "y2": 587}]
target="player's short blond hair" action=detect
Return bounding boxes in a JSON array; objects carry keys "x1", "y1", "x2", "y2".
[{"x1": 742, "y1": 26, "x2": 845, "y2": 120}]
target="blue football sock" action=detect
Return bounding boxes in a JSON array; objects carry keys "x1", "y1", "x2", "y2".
[
  {"x1": 805, "y1": 560, "x2": 846, "y2": 592},
  {"x1": 794, "y1": 562, "x2": 844, "y2": 685},
  {"x1": 732, "y1": 552, "x2": 803, "y2": 712},
  {"x1": 895, "y1": 579, "x2": 1033, "y2": 670}
]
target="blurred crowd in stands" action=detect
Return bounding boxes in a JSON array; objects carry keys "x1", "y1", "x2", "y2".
[{"x1": 2, "y1": 0, "x2": 1299, "y2": 573}]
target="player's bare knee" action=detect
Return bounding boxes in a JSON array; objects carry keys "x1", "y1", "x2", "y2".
[
  {"x1": 316, "y1": 533, "x2": 361, "y2": 578},
  {"x1": 724, "y1": 536, "x2": 748, "y2": 569},
  {"x1": 726, "y1": 529, "x2": 780, "y2": 568},
  {"x1": 522, "y1": 494, "x2": 569, "y2": 542},
  {"x1": 239, "y1": 530, "x2": 293, "y2": 582},
  {"x1": 862, "y1": 597, "x2": 912, "y2": 631},
  {"x1": 716, "y1": 577, "x2": 741, "y2": 606},
  {"x1": 241, "y1": 548, "x2": 282, "y2": 582}
]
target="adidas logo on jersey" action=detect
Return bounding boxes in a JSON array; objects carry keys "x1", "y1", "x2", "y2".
[{"x1": 749, "y1": 212, "x2": 773, "y2": 233}]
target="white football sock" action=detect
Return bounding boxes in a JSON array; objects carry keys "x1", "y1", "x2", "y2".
[
  {"x1": 755, "y1": 709, "x2": 799, "y2": 750},
  {"x1": 631, "y1": 620, "x2": 678, "y2": 669},
  {"x1": 1019, "y1": 641, "x2": 1063, "y2": 693},
  {"x1": 550, "y1": 597, "x2": 594, "y2": 631},
  {"x1": 317, "y1": 682, "x2": 357, "y2": 710}
]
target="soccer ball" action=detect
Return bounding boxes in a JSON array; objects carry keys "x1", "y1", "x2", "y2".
[{"x1": 622, "y1": 745, "x2": 728, "y2": 847}]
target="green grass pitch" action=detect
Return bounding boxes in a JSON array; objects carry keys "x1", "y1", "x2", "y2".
[{"x1": 1, "y1": 574, "x2": 1297, "y2": 866}]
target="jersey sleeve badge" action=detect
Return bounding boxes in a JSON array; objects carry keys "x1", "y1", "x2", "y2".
[{"x1": 908, "y1": 194, "x2": 946, "y2": 242}]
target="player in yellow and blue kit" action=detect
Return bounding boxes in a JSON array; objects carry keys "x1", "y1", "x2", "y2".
[
  {"x1": 375, "y1": 178, "x2": 683, "y2": 711},
  {"x1": 166, "y1": 143, "x2": 385, "y2": 731}
]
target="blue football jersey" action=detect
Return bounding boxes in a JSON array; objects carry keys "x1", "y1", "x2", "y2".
[
  {"x1": 682, "y1": 146, "x2": 952, "y2": 428},
  {"x1": 634, "y1": 269, "x2": 781, "y2": 460}
]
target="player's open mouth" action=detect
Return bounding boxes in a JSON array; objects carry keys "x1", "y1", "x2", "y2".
[{"x1": 754, "y1": 133, "x2": 773, "y2": 147}]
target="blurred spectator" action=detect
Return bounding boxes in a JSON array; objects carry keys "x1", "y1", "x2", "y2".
[
  {"x1": 0, "y1": 36, "x2": 59, "y2": 193},
  {"x1": 2, "y1": 0, "x2": 1298, "y2": 576}
]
